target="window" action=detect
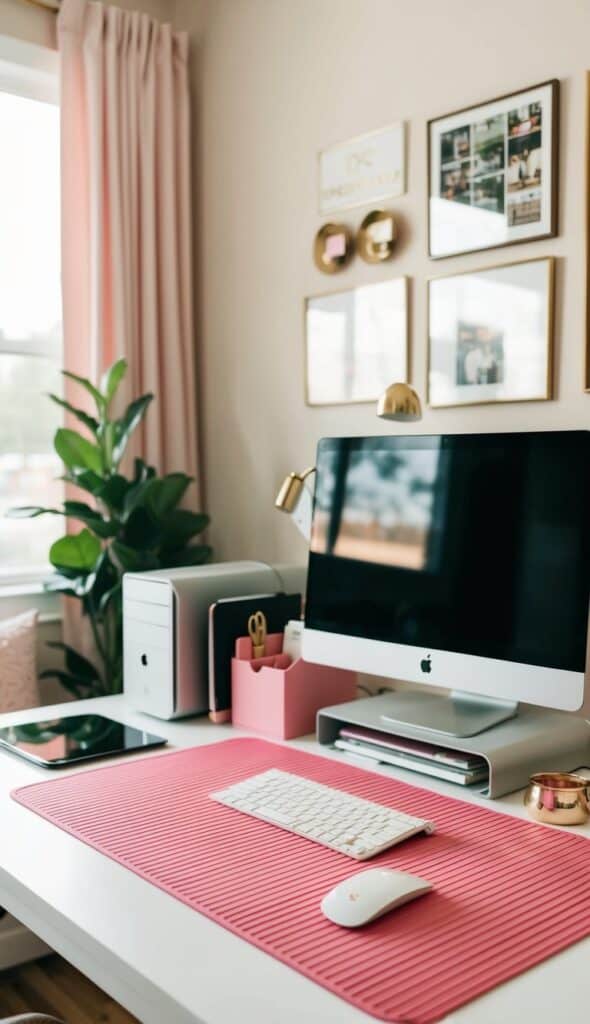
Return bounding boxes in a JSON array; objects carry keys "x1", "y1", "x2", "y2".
[{"x1": 0, "y1": 37, "x2": 62, "y2": 584}]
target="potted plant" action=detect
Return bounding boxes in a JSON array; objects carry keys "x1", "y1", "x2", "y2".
[{"x1": 9, "y1": 359, "x2": 210, "y2": 698}]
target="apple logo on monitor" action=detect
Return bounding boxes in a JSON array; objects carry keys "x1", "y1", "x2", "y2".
[{"x1": 420, "y1": 655, "x2": 432, "y2": 674}]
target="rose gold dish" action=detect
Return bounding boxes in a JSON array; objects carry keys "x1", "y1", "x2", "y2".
[{"x1": 524, "y1": 771, "x2": 590, "y2": 825}]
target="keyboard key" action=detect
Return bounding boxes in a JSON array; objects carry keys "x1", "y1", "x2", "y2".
[
  {"x1": 257, "y1": 805, "x2": 294, "y2": 826},
  {"x1": 210, "y1": 769, "x2": 434, "y2": 861}
]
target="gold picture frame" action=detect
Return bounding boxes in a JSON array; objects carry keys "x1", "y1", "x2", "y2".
[
  {"x1": 428, "y1": 80, "x2": 559, "y2": 260},
  {"x1": 427, "y1": 256, "x2": 555, "y2": 409},
  {"x1": 318, "y1": 122, "x2": 406, "y2": 216},
  {"x1": 305, "y1": 277, "x2": 409, "y2": 407}
]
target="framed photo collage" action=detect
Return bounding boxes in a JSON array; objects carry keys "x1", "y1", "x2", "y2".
[{"x1": 308, "y1": 80, "x2": 560, "y2": 409}]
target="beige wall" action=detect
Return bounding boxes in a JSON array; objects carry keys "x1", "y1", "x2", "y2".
[
  {"x1": 4, "y1": 0, "x2": 590, "y2": 665},
  {"x1": 178, "y1": 0, "x2": 590, "y2": 568}
]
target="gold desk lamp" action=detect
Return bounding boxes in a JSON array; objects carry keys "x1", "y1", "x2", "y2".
[
  {"x1": 275, "y1": 383, "x2": 422, "y2": 540},
  {"x1": 275, "y1": 466, "x2": 316, "y2": 539},
  {"x1": 377, "y1": 381, "x2": 422, "y2": 422}
]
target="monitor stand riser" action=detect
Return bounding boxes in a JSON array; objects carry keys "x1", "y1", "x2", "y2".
[
  {"x1": 317, "y1": 693, "x2": 590, "y2": 798},
  {"x1": 379, "y1": 689, "x2": 518, "y2": 738}
]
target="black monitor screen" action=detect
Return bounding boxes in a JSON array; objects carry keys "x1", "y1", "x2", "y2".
[{"x1": 305, "y1": 432, "x2": 590, "y2": 672}]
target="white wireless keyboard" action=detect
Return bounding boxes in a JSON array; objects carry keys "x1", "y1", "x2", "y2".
[{"x1": 210, "y1": 768, "x2": 435, "y2": 860}]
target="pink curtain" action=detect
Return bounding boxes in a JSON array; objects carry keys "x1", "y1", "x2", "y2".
[{"x1": 57, "y1": 0, "x2": 199, "y2": 488}]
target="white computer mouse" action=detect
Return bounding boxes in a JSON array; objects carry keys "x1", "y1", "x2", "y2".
[{"x1": 321, "y1": 868, "x2": 432, "y2": 928}]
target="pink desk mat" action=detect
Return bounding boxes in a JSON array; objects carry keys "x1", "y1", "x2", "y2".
[{"x1": 12, "y1": 738, "x2": 590, "y2": 1023}]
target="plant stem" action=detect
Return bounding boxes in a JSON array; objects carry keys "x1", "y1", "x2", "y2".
[
  {"x1": 103, "y1": 603, "x2": 119, "y2": 694},
  {"x1": 88, "y1": 611, "x2": 110, "y2": 694}
]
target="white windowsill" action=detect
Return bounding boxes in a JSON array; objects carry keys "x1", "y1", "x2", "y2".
[{"x1": 0, "y1": 579, "x2": 61, "y2": 622}]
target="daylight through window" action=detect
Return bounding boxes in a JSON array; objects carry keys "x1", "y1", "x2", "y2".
[{"x1": 0, "y1": 80, "x2": 62, "y2": 580}]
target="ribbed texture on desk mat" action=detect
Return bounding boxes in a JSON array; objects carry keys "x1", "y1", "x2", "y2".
[{"x1": 12, "y1": 738, "x2": 590, "y2": 1024}]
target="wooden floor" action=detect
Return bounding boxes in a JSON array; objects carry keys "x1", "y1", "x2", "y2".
[{"x1": 0, "y1": 954, "x2": 138, "y2": 1023}]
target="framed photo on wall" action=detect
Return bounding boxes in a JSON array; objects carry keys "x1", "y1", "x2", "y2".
[
  {"x1": 428, "y1": 81, "x2": 558, "y2": 259},
  {"x1": 319, "y1": 123, "x2": 406, "y2": 215},
  {"x1": 428, "y1": 257, "x2": 554, "y2": 408},
  {"x1": 305, "y1": 277, "x2": 408, "y2": 406}
]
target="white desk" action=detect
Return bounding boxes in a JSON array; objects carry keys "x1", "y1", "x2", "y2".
[{"x1": 1, "y1": 695, "x2": 589, "y2": 1024}]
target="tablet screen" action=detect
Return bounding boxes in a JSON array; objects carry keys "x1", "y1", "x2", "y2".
[{"x1": 0, "y1": 714, "x2": 166, "y2": 768}]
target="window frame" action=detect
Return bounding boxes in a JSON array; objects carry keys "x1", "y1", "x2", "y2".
[{"x1": 0, "y1": 33, "x2": 61, "y2": 613}]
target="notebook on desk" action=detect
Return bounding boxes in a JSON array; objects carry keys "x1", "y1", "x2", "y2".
[
  {"x1": 334, "y1": 725, "x2": 489, "y2": 786},
  {"x1": 208, "y1": 592, "x2": 301, "y2": 721}
]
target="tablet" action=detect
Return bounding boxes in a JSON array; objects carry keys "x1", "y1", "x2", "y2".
[{"x1": 0, "y1": 713, "x2": 167, "y2": 769}]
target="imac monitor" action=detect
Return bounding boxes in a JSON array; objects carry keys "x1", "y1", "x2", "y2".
[{"x1": 303, "y1": 431, "x2": 590, "y2": 736}]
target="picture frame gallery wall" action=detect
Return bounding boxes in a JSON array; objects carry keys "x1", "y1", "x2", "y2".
[
  {"x1": 308, "y1": 77, "x2": 569, "y2": 410},
  {"x1": 426, "y1": 80, "x2": 559, "y2": 409}
]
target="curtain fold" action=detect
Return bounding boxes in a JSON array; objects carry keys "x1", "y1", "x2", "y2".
[{"x1": 58, "y1": 0, "x2": 199, "y2": 488}]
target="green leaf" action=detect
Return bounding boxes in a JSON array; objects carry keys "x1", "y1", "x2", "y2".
[
  {"x1": 98, "y1": 581, "x2": 122, "y2": 615},
  {"x1": 44, "y1": 574, "x2": 85, "y2": 598},
  {"x1": 100, "y1": 358, "x2": 128, "y2": 404},
  {"x1": 62, "y1": 500, "x2": 119, "y2": 538},
  {"x1": 62, "y1": 468, "x2": 104, "y2": 496},
  {"x1": 48, "y1": 394, "x2": 99, "y2": 434},
  {"x1": 122, "y1": 506, "x2": 161, "y2": 549},
  {"x1": 95, "y1": 474, "x2": 130, "y2": 512},
  {"x1": 46, "y1": 641, "x2": 102, "y2": 684},
  {"x1": 45, "y1": 560, "x2": 91, "y2": 581},
  {"x1": 148, "y1": 473, "x2": 193, "y2": 518},
  {"x1": 120, "y1": 460, "x2": 158, "y2": 517},
  {"x1": 63, "y1": 501, "x2": 100, "y2": 519},
  {"x1": 49, "y1": 529, "x2": 101, "y2": 572},
  {"x1": 85, "y1": 551, "x2": 119, "y2": 612},
  {"x1": 5, "y1": 506, "x2": 59, "y2": 519},
  {"x1": 133, "y1": 457, "x2": 156, "y2": 484},
  {"x1": 112, "y1": 394, "x2": 153, "y2": 465},
  {"x1": 159, "y1": 509, "x2": 209, "y2": 549},
  {"x1": 162, "y1": 544, "x2": 212, "y2": 568},
  {"x1": 55, "y1": 428, "x2": 103, "y2": 474},
  {"x1": 111, "y1": 541, "x2": 159, "y2": 573},
  {"x1": 122, "y1": 478, "x2": 156, "y2": 519},
  {"x1": 61, "y1": 369, "x2": 105, "y2": 411},
  {"x1": 7, "y1": 502, "x2": 117, "y2": 540},
  {"x1": 96, "y1": 420, "x2": 116, "y2": 472}
]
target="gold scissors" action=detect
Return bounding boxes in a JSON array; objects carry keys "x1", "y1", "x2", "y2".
[{"x1": 248, "y1": 610, "x2": 267, "y2": 658}]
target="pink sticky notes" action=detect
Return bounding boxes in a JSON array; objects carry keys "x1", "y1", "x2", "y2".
[{"x1": 325, "y1": 232, "x2": 346, "y2": 258}]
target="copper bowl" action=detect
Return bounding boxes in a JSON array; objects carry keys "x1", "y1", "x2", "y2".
[{"x1": 524, "y1": 772, "x2": 590, "y2": 826}]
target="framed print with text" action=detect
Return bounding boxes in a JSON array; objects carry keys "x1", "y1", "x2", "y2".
[
  {"x1": 306, "y1": 277, "x2": 408, "y2": 406},
  {"x1": 319, "y1": 123, "x2": 406, "y2": 215},
  {"x1": 428, "y1": 258, "x2": 554, "y2": 408},
  {"x1": 428, "y1": 80, "x2": 558, "y2": 259}
]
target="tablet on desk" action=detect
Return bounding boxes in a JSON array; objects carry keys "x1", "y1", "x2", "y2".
[{"x1": 0, "y1": 713, "x2": 167, "y2": 768}]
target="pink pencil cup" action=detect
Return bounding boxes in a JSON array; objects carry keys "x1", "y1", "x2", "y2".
[{"x1": 231, "y1": 632, "x2": 357, "y2": 740}]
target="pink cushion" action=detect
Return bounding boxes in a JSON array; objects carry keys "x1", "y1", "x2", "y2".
[{"x1": 0, "y1": 610, "x2": 40, "y2": 713}]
